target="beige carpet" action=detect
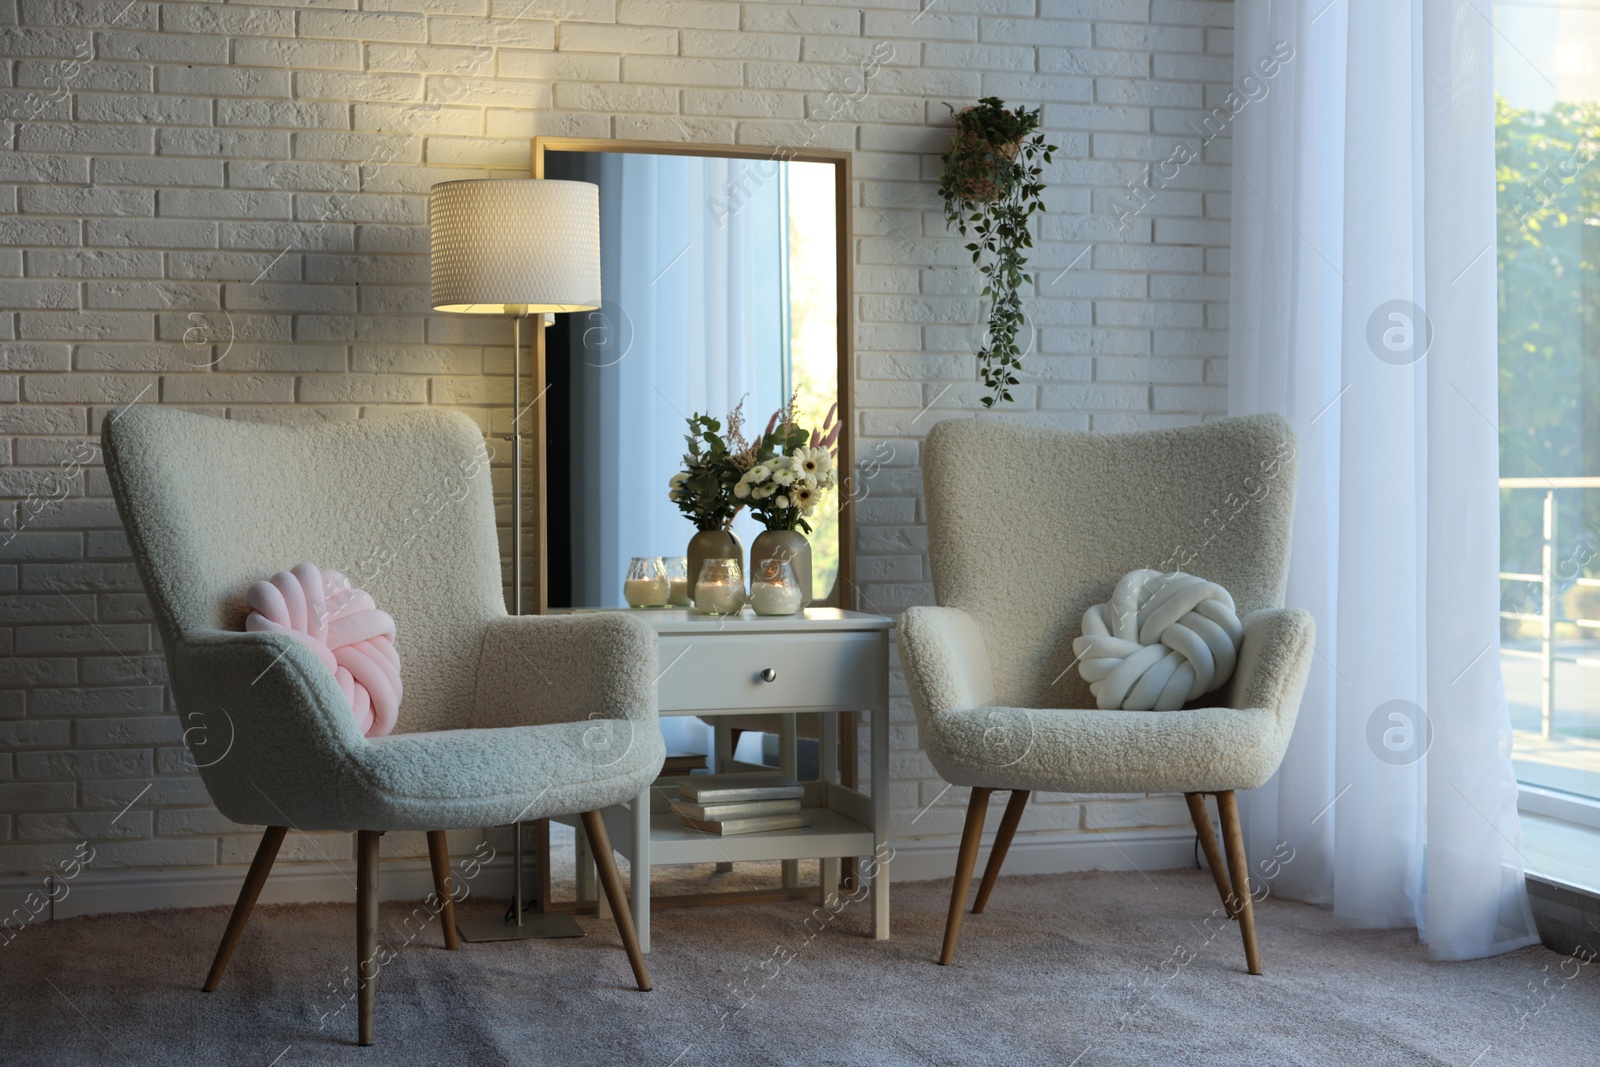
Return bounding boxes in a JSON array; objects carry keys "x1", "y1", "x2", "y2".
[{"x1": 2, "y1": 851, "x2": 1597, "y2": 1066}]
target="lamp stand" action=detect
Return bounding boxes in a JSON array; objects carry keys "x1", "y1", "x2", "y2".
[
  {"x1": 503, "y1": 309, "x2": 551, "y2": 616},
  {"x1": 509, "y1": 311, "x2": 525, "y2": 616},
  {"x1": 459, "y1": 313, "x2": 574, "y2": 941}
]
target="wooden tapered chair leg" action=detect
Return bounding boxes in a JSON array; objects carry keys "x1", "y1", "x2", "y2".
[
  {"x1": 426, "y1": 830, "x2": 459, "y2": 951},
  {"x1": 581, "y1": 810, "x2": 651, "y2": 992},
  {"x1": 972, "y1": 790, "x2": 1028, "y2": 915},
  {"x1": 1185, "y1": 793, "x2": 1239, "y2": 918},
  {"x1": 1215, "y1": 791, "x2": 1262, "y2": 975},
  {"x1": 203, "y1": 825, "x2": 287, "y2": 992},
  {"x1": 356, "y1": 830, "x2": 381, "y2": 1046},
  {"x1": 939, "y1": 787, "x2": 992, "y2": 966}
]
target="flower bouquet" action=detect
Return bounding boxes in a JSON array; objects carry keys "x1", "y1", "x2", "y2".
[
  {"x1": 735, "y1": 397, "x2": 839, "y2": 608},
  {"x1": 733, "y1": 398, "x2": 840, "y2": 535},
  {"x1": 669, "y1": 406, "x2": 747, "y2": 533}
]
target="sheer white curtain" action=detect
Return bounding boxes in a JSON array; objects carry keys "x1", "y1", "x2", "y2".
[
  {"x1": 1229, "y1": 0, "x2": 1538, "y2": 959},
  {"x1": 567, "y1": 154, "x2": 786, "y2": 606}
]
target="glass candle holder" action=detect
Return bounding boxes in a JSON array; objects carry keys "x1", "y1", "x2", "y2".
[
  {"x1": 663, "y1": 556, "x2": 691, "y2": 607},
  {"x1": 749, "y1": 557, "x2": 804, "y2": 616},
  {"x1": 623, "y1": 556, "x2": 668, "y2": 608},
  {"x1": 694, "y1": 557, "x2": 746, "y2": 616}
]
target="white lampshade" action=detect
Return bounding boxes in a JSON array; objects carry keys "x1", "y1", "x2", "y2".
[{"x1": 429, "y1": 179, "x2": 601, "y2": 315}]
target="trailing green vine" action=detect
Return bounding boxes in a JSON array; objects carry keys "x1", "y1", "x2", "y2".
[{"x1": 938, "y1": 98, "x2": 1056, "y2": 407}]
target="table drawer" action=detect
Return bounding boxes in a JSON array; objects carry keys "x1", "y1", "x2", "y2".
[{"x1": 656, "y1": 631, "x2": 884, "y2": 713}]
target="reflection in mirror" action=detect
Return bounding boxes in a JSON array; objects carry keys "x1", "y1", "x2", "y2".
[{"x1": 543, "y1": 149, "x2": 840, "y2": 609}]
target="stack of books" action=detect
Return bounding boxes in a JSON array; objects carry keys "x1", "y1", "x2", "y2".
[{"x1": 669, "y1": 773, "x2": 811, "y2": 835}]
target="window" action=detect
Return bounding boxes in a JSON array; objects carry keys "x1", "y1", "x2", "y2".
[{"x1": 1495, "y1": 0, "x2": 1600, "y2": 826}]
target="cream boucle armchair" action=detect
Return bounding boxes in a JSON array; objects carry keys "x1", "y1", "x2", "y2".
[
  {"x1": 102, "y1": 406, "x2": 664, "y2": 1045},
  {"x1": 898, "y1": 414, "x2": 1315, "y2": 973}
]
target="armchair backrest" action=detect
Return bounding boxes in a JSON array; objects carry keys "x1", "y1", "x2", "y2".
[
  {"x1": 923, "y1": 415, "x2": 1298, "y2": 710},
  {"x1": 102, "y1": 406, "x2": 505, "y2": 734}
]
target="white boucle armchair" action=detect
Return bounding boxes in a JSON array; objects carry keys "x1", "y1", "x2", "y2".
[
  {"x1": 898, "y1": 414, "x2": 1315, "y2": 974},
  {"x1": 102, "y1": 405, "x2": 664, "y2": 1045}
]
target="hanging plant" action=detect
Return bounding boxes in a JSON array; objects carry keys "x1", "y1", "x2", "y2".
[{"x1": 938, "y1": 97, "x2": 1056, "y2": 407}]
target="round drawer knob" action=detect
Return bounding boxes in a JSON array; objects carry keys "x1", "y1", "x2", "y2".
[{"x1": 759, "y1": 668, "x2": 778, "y2": 683}]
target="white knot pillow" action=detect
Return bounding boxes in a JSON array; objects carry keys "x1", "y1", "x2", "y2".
[
  {"x1": 1072, "y1": 569, "x2": 1244, "y2": 711},
  {"x1": 244, "y1": 563, "x2": 403, "y2": 738}
]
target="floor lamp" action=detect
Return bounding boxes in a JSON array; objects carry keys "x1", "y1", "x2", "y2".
[{"x1": 429, "y1": 177, "x2": 601, "y2": 941}]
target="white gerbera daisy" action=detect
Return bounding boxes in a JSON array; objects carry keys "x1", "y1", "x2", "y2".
[
  {"x1": 792, "y1": 483, "x2": 818, "y2": 509},
  {"x1": 797, "y1": 447, "x2": 831, "y2": 476}
]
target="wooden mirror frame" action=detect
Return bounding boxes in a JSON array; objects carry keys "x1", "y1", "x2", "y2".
[{"x1": 526, "y1": 137, "x2": 855, "y2": 614}]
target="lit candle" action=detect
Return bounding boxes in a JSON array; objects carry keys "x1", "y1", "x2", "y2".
[
  {"x1": 624, "y1": 576, "x2": 668, "y2": 608},
  {"x1": 750, "y1": 582, "x2": 802, "y2": 616},
  {"x1": 695, "y1": 581, "x2": 744, "y2": 616},
  {"x1": 666, "y1": 576, "x2": 690, "y2": 607}
]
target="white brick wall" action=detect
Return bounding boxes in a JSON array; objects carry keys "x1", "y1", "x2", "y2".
[{"x1": 0, "y1": 0, "x2": 1233, "y2": 906}]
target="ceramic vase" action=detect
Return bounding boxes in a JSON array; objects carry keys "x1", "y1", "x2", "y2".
[
  {"x1": 686, "y1": 529, "x2": 744, "y2": 608},
  {"x1": 750, "y1": 528, "x2": 813, "y2": 608}
]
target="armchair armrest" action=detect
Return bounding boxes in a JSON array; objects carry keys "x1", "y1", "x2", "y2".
[
  {"x1": 896, "y1": 605, "x2": 998, "y2": 720},
  {"x1": 472, "y1": 611, "x2": 659, "y2": 729},
  {"x1": 1222, "y1": 607, "x2": 1316, "y2": 725},
  {"x1": 168, "y1": 628, "x2": 366, "y2": 829}
]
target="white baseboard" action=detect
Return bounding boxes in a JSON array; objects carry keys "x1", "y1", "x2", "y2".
[
  {"x1": 886, "y1": 828, "x2": 1196, "y2": 884},
  {"x1": 5, "y1": 858, "x2": 459, "y2": 925},
  {"x1": 0, "y1": 830, "x2": 1197, "y2": 927}
]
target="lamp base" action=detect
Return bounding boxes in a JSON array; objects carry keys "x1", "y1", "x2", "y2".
[
  {"x1": 456, "y1": 911, "x2": 583, "y2": 942},
  {"x1": 454, "y1": 819, "x2": 578, "y2": 942}
]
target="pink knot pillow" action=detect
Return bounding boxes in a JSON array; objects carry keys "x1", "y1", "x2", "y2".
[{"x1": 244, "y1": 563, "x2": 402, "y2": 739}]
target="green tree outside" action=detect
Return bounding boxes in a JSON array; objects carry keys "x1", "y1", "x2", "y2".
[{"x1": 1496, "y1": 95, "x2": 1600, "y2": 628}]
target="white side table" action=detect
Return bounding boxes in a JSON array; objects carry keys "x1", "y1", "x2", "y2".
[{"x1": 552, "y1": 607, "x2": 892, "y2": 953}]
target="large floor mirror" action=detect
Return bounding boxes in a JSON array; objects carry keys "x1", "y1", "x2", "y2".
[{"x1": 532, "y1": 138, "x2": 854, "y2": 612}]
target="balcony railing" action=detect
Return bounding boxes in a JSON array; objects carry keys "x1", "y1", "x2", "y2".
[{"x1": 1499, "y1": 477, "x2": 1600, "y2": 739}]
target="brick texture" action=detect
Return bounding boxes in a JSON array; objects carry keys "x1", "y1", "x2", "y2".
[{"x1": 0, "y1": 0, "x2": 1233, "y2": 889}]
